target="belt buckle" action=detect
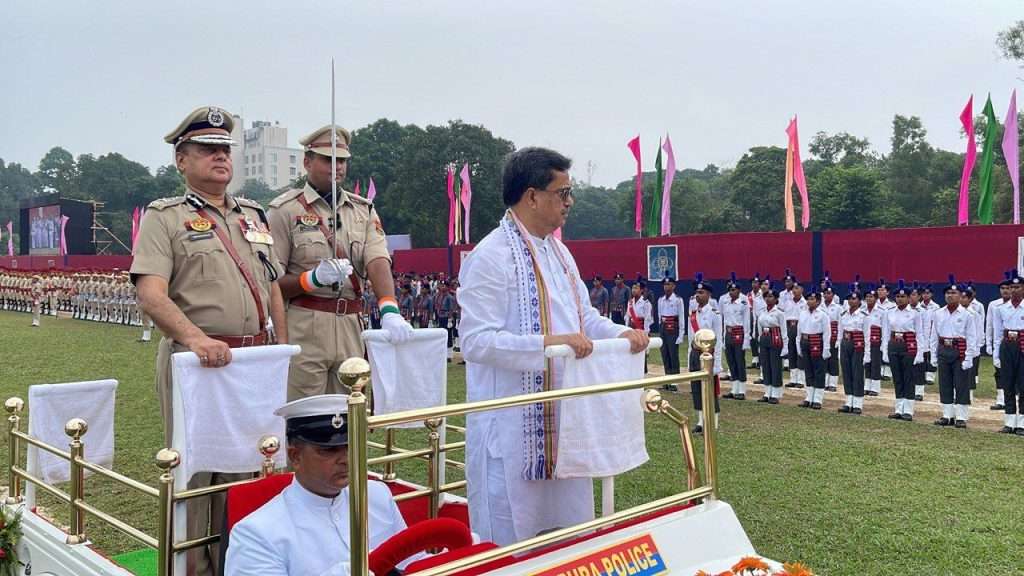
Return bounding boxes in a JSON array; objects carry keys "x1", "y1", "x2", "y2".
[
  {"x1": 336, "y1": 299, "x2": 345, "y2": 316},
  {"x1": 241, "y1": 334, "x2": 255, "y2": 347},
  {"x1": 1009, "y1": 331, "x2": 1019, "y2": 339}
]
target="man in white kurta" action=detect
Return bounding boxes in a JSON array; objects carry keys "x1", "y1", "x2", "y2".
[
  {"x1": 459, "y1": 147, "x2": 647, "y2": 546},
  {"x1": 225, "y1": 395, "x2": 412, "y2": 575}
]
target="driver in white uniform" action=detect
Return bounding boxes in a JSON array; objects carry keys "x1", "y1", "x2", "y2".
[{"x1": 225, "y1": 395, "x2": 412, "y2": 575}]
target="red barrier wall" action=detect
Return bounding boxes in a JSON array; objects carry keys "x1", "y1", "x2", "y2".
[{"x1": 0, "y1": 255, "x2": 132, "y2": 270}]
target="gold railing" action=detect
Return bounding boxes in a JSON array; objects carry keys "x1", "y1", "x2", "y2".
[
  {"x1": 346, "y1": 328, "x2": 721, "y2": 576},
  {"x1": 2, "y1": 396, "x2": 281, "y2": 576}
]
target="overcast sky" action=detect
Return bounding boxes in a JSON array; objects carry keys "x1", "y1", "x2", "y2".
[{"x1": 1, "y1": 1, "x2": 1020, "y2": 187}]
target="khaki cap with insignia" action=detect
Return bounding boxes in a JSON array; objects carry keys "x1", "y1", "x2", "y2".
[
  {"x1": 165, "y1": 106, "x2": 237, "y2": 149},
  {"x1": 300, "y1": 125, "x2": 352, "y2": 158}
]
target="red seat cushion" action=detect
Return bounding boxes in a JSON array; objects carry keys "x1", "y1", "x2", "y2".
[
  {"x1": 225, "y1": 473, "x2": 294, "y2": 535},
  {"x1": 404, "y1": 542, "x2": 514, "y2": 574}
]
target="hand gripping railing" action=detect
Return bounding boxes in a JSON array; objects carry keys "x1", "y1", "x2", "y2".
[
  {"x1": 3, "y1": 396, "x2": 281, "y2": 576},
  {"x1": 345, "y1": 328, "x2": 721, "y2": 576}
]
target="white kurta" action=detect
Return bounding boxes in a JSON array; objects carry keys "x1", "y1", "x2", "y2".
[
  {"x1": 458, "y1": 226, "x2": 629, "y2": 546},
  {"x1": 224, "y1": 480, "x2": 409, "y2": 576}
]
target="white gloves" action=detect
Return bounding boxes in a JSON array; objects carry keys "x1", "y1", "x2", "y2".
[
  {"x1": 961, "y1": 360, "x2": 972, "y2": 371},
  {"x1": 993, "y1": 358, "x2": 1001, "y2": 369},
  {"x1": 312, "y1": 258, "x2": 353, "y2": 286},
  {"x1": 382, "y1": 312, "x2": 414, "y2": 344},
  {"x1": 822, "y1": 352, "x2": 831, "y2": 360}
]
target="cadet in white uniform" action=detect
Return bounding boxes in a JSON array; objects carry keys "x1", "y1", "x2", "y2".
[
  {"x1": 986, "y1": 274, "x2": 1012, "y2": 410},
  {"x1": 721, "y1": 273, "x2": 750, "y2": 400},
  {"x1": 990, "y1": 273, "x2": 1024, "y2": 434},
  {"x1": 930, "y1": 278, "x2": 978, "y2": 429},
  {"x1": 755, "y1": 284, "x2": 788, "y2": 404},
  {"x1": 796, "y1": 289, "x2": 831, "y2": 409},
  {"x1": 961, "y1": 284, "x2": 985, "y2": 401},
  {"x1": 687, "y1": 274, "x2": 723, "y2": 433},
  {"x1": 919, "y1": 285, "x2": 940, "y2": 385},
  {"x1": 225, "y1": 395, "x2": 415, "y2": 576},
  {"x1": 782, "y1": 282, "x2": 808, "y2": 388},
  {"x1": 658, "y1": 277, "x2": 684, "y2": 386},
  {"x1": 820, "y1": 284, "x2": 843, "y2": 392},
  {"x1": 749, "y1": 274, "x2": 766, "y2": 378},
  {"x1": 838, "y1": 287, "x2": 869, "y2": 414},
  {"x1": 882, "y1": 281, "x2": 924, "y2": 421},
  {"x1": 863, "y1": 286, "x2": 885, "y2": 397},
  {"x1": 627, "y1": 280, "x2": 653, "y2": 373}
]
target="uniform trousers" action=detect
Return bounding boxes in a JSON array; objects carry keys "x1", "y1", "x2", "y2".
[
  {"x1": 888, "y1": 340, "x2": 915, "y2": 400},
  {"x1": 285, "y1": 306, "x2": 365, "y2": 400},
  {"x1": 924, "y1": 352, "x2": 936, "y2": 376},
  {"x1": 757, "y1": 335, "x2": 784, "y2": 388},
  {"x1": 799, "y1": 338, "x2": 826, "y2": 389},
  {"x1": 786, "y1": 321, "x2": 799, "y2": 370},
  {"x1": 999, "y1": 340, "x2": 1024, "y2": 417},
  {"x1": 688, "y1": 348, "x2": 720, "y2": 413},
  {"x1": 912, "y1": 358, "x2": 927, "y2": 389},
  {"x1": 750, "y1": 333, "x2": 760, "y2": 365},
  {"x1": 826, "y1": 345, "x2": 839, "y2": 377},
  {"x1": 724, "y1": 332, "x2": 746, "y2": 382},
  {"x1": 840, "y1": 340, "x2": 865, "y2": 397},
  {"x1": 437, "y1": 314, "x2": 454, "y2": 348},
  {"x1": 936, "y1": 345, "x2": 970, "y2": 406},
  {"x1": 867, "y1": 343, "x2": 883, "y2": 380},
  {"x1": 611, "y1": 310, "x2": 625, "y2": 325},
  {"x1": 157, "y1": 338, "x2": 251, "y2": 576},
  {"x1": 969, "y1": 356, "x2": 979, "y2": 390},
  {"x1": 660, "y1": 328, "x2": 680, "y2": 374}
]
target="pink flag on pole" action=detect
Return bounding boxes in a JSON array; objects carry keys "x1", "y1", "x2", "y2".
[
  {"x1": 367, "y1": 178, "x2": 377, "y2": 202},
  {"x1": 627, "y1": 136, "x2": 643, "y2": 233},
  {"x1": 58, "y1": 215, "x2": 70, "y2": 257},
  {"x1": 661, "y1": 135, "x2": 676, "y2": 235},
  {"x1": 459, "y1": 163, "x2": 473, "y2": 243},
  {"x1": 130, "y1": 207, "x2": 141, "y2": 250},
  {"x1": 1003, "y1": 90, "x2": 1020, "y2": 225},
  {"x1": 958, "y1": 96, "x2": 976, "y2": 226},
  {"x1": 6, "y1": 221, "x2": 12, "y2": 256},
  {"x1": 446, "y1": 167, "x2": 456, "y2": 246},
  {"x1": 353, "y1": 181, "x2": 362, "y2": 198},
  {"x1": 785, "y1": 117, "x2": 811, "y2": 230}
]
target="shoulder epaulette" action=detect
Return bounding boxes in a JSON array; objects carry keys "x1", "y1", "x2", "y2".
[
  {"x1": 235, "y1": 197, "x2": 267, "y2": 212},
  {"x1": 146, "y1": 196, "x2": 186, "y2": 210},
  {"x1": 268, "y1": 188, "x2": 304, "y2": 208},
  {"x1": 346, "y1": 191, "x2": 371, "y2": 205}
]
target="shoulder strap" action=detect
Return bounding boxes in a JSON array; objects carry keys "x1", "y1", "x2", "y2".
[
  {"x1": 295, "y1": 194, "x2": 363, "y2": 298},
  {"x1": 194, "y1": 207, "x2": 267, "y2": 333}
]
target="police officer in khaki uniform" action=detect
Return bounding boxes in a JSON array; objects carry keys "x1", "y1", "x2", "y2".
[
  {"x1": 131, "y1": 106, "x2": 288, "y2": 576},
  {"x1": 268, "y1": 124, "x2": 413, "y2": 401}
]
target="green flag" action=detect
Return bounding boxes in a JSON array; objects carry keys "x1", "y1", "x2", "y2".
[
  {"x1": 646, "y1": 140, "x2": 664, "y2": 237},
  {"x1": 977, "y1": 94, "x2": 998, "y2": 224}
]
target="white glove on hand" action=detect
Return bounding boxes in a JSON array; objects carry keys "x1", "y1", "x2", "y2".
[
  {"x1": 961, "y1": 360, "x2": 972, "y2": 371},
  {"x1": 382, "y1": 312, "x2": 414, "y2": 344},
  {"x1": 823, "y1": 352, "x2": 831, "y2": 360},
  {"x1": 993, "y1": 358, "x2": 1001, "y2": 369},
  {"x1": 312, "y1": 259, "x2": 353, "y2": 286}
]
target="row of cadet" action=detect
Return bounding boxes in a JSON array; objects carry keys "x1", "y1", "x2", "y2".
[{"x1": 594, "y1": 269, "x2": 1024, "y2": 436}]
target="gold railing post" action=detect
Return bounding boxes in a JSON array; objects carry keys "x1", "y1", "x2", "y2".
[
  {"x1": 643, "y1": 390, "x2": 699, "y2": 490},
  {"x1": 695, "y1": 328, "x2": 719, "y2": 500},
  {"x1": 155, "y1": 448, "x2": 180, "y2": 576},
  {"x1": 382, "y1": 428, "x2": 397, "y2": 481},
  {"x1": 341, "y1": 357, "x2": 371, "y2": 576},
  {"x1": 4, "y1": 397, "x2": 24, "y2": 504},
  {"x1": 65, "y1": 418, "x2": 88, "y2": 544},
  {"x1": 259, "y1": 435, "x2": 280, "y2": 478},
  {"x1": 425, "y1": 418, "x2": 442, "y2": 520}
]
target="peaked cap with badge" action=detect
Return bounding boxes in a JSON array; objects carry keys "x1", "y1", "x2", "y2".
[
  {"x1": 300, "y1": 125, "x2": 352, "y2": 159},
  {"x1": 276, "y1": 394, "x2": 350, "y2": 447},
  {"x1": 165, "y1": 106, "x2": 237, "y2": 149}
]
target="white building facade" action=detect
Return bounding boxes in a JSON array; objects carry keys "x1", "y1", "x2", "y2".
[{"x1": 240, "y1": 120, "x2": 306, "y2": 191}]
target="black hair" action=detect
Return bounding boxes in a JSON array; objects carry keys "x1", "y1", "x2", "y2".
[{"x1": 502, "y1": 147, "x2": 572, "y2": 207}]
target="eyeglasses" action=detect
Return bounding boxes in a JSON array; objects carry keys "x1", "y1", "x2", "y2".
[{"x1": 539, "y1": 185, "x2": 574, "y2": 202}]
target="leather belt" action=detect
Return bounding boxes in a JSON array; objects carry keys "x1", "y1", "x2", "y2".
[
  {"x1": 291, "y1": 294, "x2": 362, "y2": 315},
  {"x1": 941, "y1": 337, "x2": 964, "y2": 347},
  {"x1": 1005, "y1": 330, "x2": 1020, "y2": 340},
  {"x1": 892, "y1": 331, "x2": 913, "y2": 340},
  {"x1": 208, "y1": 331, "x2": 270, "y2": 347}
]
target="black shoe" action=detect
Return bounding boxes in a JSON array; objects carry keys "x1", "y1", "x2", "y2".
[
  {"x1": 720, "y1": 376, "x2": 732, "y2": 382},
  {"x1": 667, "y1": 384, "x2": 678, "y2": 392},
  {"x1": 747, "y1": 363, "x2": 758, "y2": 369},
  {"x1": 785, "y1": 382, "x2": 799, "y2": 388},
  {"x1": 799, "y1": 401, "x2": 811, "y2": 408},
  {"x1": 882, "y1": 375, "x2": 892, "y2": 381},
  {"x1": 1016, "y1": 428, "x2": 1024, "y2": 436},
  {"x1": 999, "y1": 426, "x2": 1015, "y2": 434},
  {"x1": 866, "y1": 390, "x2": 879, "y2": 397},
  {"x1": 838, "y1": 406, "x2": 852, "y2": 413},
  {"x1": 887, "y1": 413, "x2": 903, "y2": 420},
  {"x1": 915, "y1": 395, "x2": 924, "y2": 401},
  {"x1": 692, "y1": 425, "x2": 703, "y2": 435},
  {"x1": 990, "y1": 404, "x2": 1005, "y2": 411},
  {"x1": 722, "y1": 393, "x2": 735, "y2": 399},
  {"x1": 852, "y1": 407, "x2": 862, "y2": 414},
  {"x1": 825, "y1": 386, "x2": 837, "y2": 392},
  {"x1": 811, "y1": 403, "x2": 822, "y2": 410},
  {"x1": 794, "y1": 383, "x2": 805, "y2": 389},
  {"x1": 901, "y1": 413, "x2": 913, "y2": 421},
  {"x1": 954, "y1": 420, "x2": 967, "y2": 429},
  {"x1": 753, "y1": 379, "x2": 764, "y2": 384},
  {"x1": 757, "y1": 396, "x2": 770, "y2": 403},
  {"x1": 735, "y1": 394, "x2": 746, "y2": 401},
  {"x1": 768, "y1": 398, "x2": 780, "y2": 405},
  {"x1": 934, "y1": 418, "x2": 951, "y2": 427}
]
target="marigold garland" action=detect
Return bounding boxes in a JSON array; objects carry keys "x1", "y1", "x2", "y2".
[{"x1": 692, "y1": 556, "x2": 815, "y2": 576}]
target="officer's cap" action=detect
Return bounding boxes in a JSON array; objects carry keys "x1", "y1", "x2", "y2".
[
  {"x1": 593, "y1": 274, "x2": 602, "y2": 282},
  {"x1": 165, "y1": 106, "x2": 237, "y2": 149},
  {"x1": 300, "y1": 125, "x2": 352, "y2": 159},
  {"x1": 999, "y1": 270, "x2": 1013, "y2": 288},
  {"x1": 614, "y1": 273, "x2": 624, "y2": 280},
  {"x1": 662, "y1": 276, "x2": 676, "y2": 285},
  {"x1": 942, "y1": 275, "x2": 960, "y2": 294},
  {"x1": 275, "y1": 394, "x2": 349, "y2": 447},
  {"x1": 893, "y1": 279, "x2": 911, "y2": 297},
  {"x1": 1011, "y1": 269, "x2": 1024, "y2": 285},
  {"x1": 693, "y1": 272, "x2": 712, "y2": 294},
  {"x1": 783, "y1": 268, "x2": 796, "y2": 282}
]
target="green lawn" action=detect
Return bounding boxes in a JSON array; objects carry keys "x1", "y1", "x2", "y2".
[{"x1": 0, "y1": 311, "x2": 1022, "y2": 575}]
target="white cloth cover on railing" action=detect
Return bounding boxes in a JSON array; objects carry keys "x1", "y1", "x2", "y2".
[
  {"x1": 28, "y1": 379, "x2": 117, "y2": 485},
  {"x1": 363, "y1": 328, "x2": 448, "y2": 429},
  {"x1": 552, "y1": 338, "x2": 649, "y2": 479},
  {"x1": 171, "y1": 345, "x2": 298, "y2": 482}
]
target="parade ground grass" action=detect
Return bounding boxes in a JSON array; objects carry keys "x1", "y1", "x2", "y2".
[{"x1": 0, "y1": 311, "x2": 1022, "y2": 575}]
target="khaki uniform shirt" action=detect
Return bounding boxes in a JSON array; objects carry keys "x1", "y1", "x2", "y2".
[
  {"x1": 267, "y1": 184, "x2": 390, "y2": 301},
  {"x1": 130, "y1": 190, "x2": 282, "y2": 337}
]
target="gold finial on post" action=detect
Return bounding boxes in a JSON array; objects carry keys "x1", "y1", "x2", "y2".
[
  {"x1": 693, "y1": 327, "x2": 719, "y2": 500},
  {"x1": 65, "y1": 418, "x2": 89, "y2": 544},
  {"x1": 424, "y1": 418, "x2": 443, "y2": 522},
  {"x1": 259, "y1": 435, "x2": 280, "y2": 477},
  {"x1": 155, "y1": 449, "x2": 180, "y2": 576},
  {"x1": 339, "y1": 357, "x2": 371, "y2": 395},
  {"x1": 5, "y1": 397, "x2": 24, "y2": 504}
]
